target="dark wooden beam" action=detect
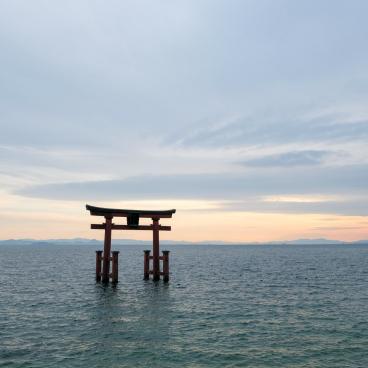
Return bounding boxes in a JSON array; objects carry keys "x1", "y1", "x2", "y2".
[
  {"x1": 86, "y1": 204, "x2": 176, "y2": 219},
  {"x1": 91, "y1": 224, "x2": 171, "y2": 231},
  {"x1": 89, "y1": 212, "x2": 174, "y2": 219}
]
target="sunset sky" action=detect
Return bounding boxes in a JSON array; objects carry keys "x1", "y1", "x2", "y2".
[{"x1": 1, "y1": 1, "x2": 368, "y2": 242}]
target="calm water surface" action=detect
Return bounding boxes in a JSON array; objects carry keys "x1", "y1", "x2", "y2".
[{"x1": 1, "y1": 243, "x2": 367, "y2": 367}]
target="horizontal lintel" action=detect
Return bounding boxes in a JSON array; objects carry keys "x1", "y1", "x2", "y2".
[{"x1": 91, "y1": 224, "x2": 171, "y2": 231}]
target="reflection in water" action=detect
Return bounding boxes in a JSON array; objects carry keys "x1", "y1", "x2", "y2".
[{"x1": 91, "y1": 279, "x2": 174, "y2": 366}]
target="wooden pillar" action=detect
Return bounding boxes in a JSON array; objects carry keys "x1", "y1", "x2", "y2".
[
  {"x1": 144, "y1": 250, "x2": 151, "y2": 280},
  {"x1": 152, "y1": 218, "x2": 160, "y2": 281},
  {"x1": 102, "y1": 216, "x2": 113, "y2": 283},
  {"x1": 162, "y1": 250, "x2": 170, "y2": 282},
  {"x1": 95, "y1": 250, "x2": 102, "y2": 282},
  {"x1": 111, "y1": 251, "x2": 119, "y2": 284}
]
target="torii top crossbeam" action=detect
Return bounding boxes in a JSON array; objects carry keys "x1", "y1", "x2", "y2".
[{"x1": 86, "y1": 204, "x2": 176, "y2": 218}]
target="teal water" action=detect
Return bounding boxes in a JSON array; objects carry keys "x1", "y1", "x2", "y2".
[{"x1": 1, "y1": 243, "x2": 368, "y2": 367}]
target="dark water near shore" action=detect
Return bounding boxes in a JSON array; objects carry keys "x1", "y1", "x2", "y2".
[{"x1": 1, "y1": 243, "x2": 368, "y2": 367}]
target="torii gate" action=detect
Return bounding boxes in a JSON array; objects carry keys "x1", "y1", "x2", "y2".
[{"x1": 86, "y1": 204, "x2": 176, "y2": 283}]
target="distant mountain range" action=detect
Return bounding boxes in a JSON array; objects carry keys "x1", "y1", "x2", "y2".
[{"x1": 0, "y1": 238, "x2": 367, "y2": 246}]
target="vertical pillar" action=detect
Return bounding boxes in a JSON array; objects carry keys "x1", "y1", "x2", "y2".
[
  {"x1": 111, "y1": 251, "x2": 119, "y2": 284},
  {"x1": 102, "y1": 216, "x2": 113, "y2": 283},
  {"x1": 144, "y1": 250, "x2": 151, "y2": 280},
  {"x1": 96, "y1": 250, "x2": 102, "y2": 282},
  {"x1": 162, "y1": 250, "x2": 170, "y2": 282},
  {"x1": 152, "y1": 218, "x2": 160, "y2": 281}
]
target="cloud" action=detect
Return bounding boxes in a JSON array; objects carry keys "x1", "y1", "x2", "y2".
[
  {"x1": 167, "y1": 113, "x2": 368, "y2": 149},
  {"x1": 15, "y1": 164, "x2": 368, "y2": 205},
  {"x1": 15, "y1": 168, "x2": 368, "y2": 216},
  {"x1": 2, "y1": 1, "x2": 368, "y2": 151},
  {"x1": 219, "y1": 198, "x2": 368, "y2": 216},
  {"x1": 311, "y1": 226, "x2": 364, "y2": 231},
  {"x1": 239, "y1": 150, "x2": 332, "y2": 167}
]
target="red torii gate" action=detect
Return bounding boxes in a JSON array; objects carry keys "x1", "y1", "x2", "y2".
[{"x1": 86, "y1": 204, "x2": 176, "y2": 283}]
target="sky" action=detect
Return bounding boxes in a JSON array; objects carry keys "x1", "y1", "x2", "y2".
[{"x1": 1, "y1": 0, "x2": 368, "y2": 242}]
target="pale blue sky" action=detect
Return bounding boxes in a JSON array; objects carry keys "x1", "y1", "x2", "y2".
[{"x1": 1, "y1": 1, "x2": 367, "y2": 240}]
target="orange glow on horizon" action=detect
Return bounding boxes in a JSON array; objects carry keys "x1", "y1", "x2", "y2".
[{"x1": 0, "y1": 194, "x2": 367, "y2": 242}]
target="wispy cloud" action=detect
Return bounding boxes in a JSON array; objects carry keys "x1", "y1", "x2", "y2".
[
  {"x1": 15, "y1": 164, "x2": 368, "y2": 212},
  {"x1": 219, "y1": 198, "x2": 368, "y2": 216},
  {"x1": 311, "y1": 226, "x2": 364, "y2": 231},
  {"x1": 168, "y1": 113, "x2": 368, "y2": 149},
  {"x1": 262, "y1": 195, "x2": 341, "y2": 203},
  {"x1": 239, "y1": 150, "x2": 332, "y2": 167}
]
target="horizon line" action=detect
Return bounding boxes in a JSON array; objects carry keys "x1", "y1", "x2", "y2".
[{"x1": 1, "y1": 237, "x2": 368, "y2": 245}]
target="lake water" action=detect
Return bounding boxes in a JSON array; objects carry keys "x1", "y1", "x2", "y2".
[{"x1": 1, "y1": 243, "x2": 368, "y2": 367}]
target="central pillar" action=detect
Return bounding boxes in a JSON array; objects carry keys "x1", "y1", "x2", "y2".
[
  {"x1": 95, "y1": 250, "x2": 102, "y2": 282},
  {"x1": 143, "y1": 250, "x2": 151, "y2": 280},
  {"x1": 162, "y1": 250, "x2": 170, "y2": 282},
  {"x1": 152, "y1": 218, "x2": 160, "y2": 281},
  {"x1": 102, "y1": 216, "x2": 113, "y2": 283},
  {"x1": 111, "y1": 251, "x2": 119, "y2": 284}
]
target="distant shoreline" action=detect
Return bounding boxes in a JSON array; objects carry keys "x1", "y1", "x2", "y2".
[{"x1": 1, "y1": 238, "x2": 367, "y2": 246}]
